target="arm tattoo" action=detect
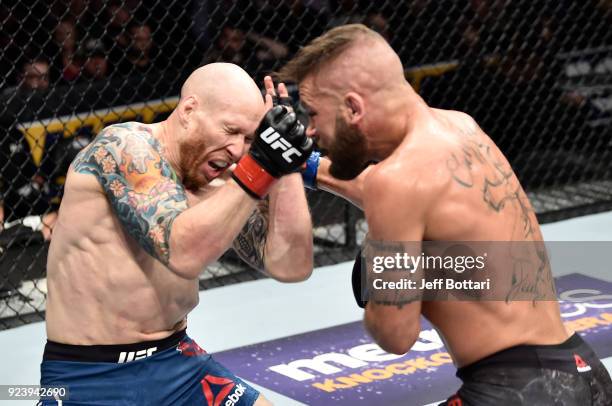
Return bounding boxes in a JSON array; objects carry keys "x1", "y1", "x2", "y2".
[
  {"x1": 71, "y1": 122, "x2": 188, "y2": 265},
  {"x1": 232, "y1": 200, "x2": 269, "y2": 272}
]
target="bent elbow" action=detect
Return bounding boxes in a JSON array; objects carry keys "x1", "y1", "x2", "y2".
[
  {"x1": 274, "y1": 269, "x2": 313, "y2": 283},
  {"x1": 167, "y1": 257, "x2": 202, "y2": 280},
  {"x1": 364, "y1": 307, "x2": 420, "y2": 355},
  {"x1": 267, "y1": 261, "x2": 313, "y2": 283},
  {"x1": 264, "y1": 241, "x2": 313, "y2": 282},
  {"x1": 168, "y1": 233, "x2": 227, "y2": 280},
  {"x1": 378, "y1": 336, "x2": 415, "y2": 355},
  {"x1": 168, "y1": 242, "x2": 225, "y2": 280}
]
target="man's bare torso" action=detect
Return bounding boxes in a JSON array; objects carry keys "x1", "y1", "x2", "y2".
[
  {"x1": 46, "y1": 123, "x2": 201, "y2": 345},
  {"x1": 374, "y1": 108, "x2": 568, "y2": 366}
]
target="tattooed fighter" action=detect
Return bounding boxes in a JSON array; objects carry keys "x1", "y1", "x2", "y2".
[
  {"x1": 279, "y1": 25, "x2": 612, "y2": 405},
  {"x1": 40, "y1": 63, "x2": 313, "y2": 406}
]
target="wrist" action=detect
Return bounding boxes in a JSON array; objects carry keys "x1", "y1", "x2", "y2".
[
  {"x1": 301, "y1": 150, "x2": 320, "y2": 190},
  {"x1": 232, "y1": 154, "x2": 277, "y2": 199}
]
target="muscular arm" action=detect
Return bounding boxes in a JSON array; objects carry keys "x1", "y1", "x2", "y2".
[
  {"x1": 316, "y1": 157, "x2": 369, "y2": 210},
  {"x1": 362, "y1": 167, "x2": 426, "y2": 355},
  {"x1": 231, "y1": 76, "x2": 312, "y2": 280},
  {"x1": 233, "y1": 173, "x2": 313, "y2": 282},
  {"x1": 72, "y1": 124, "x2": 257, "y2": 279}
]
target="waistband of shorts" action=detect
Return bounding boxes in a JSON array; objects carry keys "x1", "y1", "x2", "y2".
[
  {"x1": 456, "y1": 333, "x2": 588, "y2": 380},
  {"x1": 43, "y1": 329, "x2": 187, "y2": 363}
]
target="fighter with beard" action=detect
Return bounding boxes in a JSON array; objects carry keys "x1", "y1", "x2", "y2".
[
  {"x1": 40, "y1": 63, "x2": 313, "y2": 406},
  {"x1": 278, "y1": 24, "x2": 612, "y2": 405}
]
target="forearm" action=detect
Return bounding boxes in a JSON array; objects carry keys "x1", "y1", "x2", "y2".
[
  {"x1": 169, "y1": 180, "x2": 257, "y2": 278},
  {"x1": 264, "y1": 173, "x2": 313, "y2": 281},
  {"x1": 316, "y1": 158, "x2": 367, "y2": 210}
]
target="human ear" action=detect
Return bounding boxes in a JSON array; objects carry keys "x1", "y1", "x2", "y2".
[
  {"x1": 344, "y1": 92, "x2": 364, "y2": 125},
  {"x1": 178, "y1": 96, "x2": 198, "y2": 128}
]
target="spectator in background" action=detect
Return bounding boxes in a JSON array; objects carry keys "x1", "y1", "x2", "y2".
[
  {"x1": 103, "y1": 0, "x2": 132, "y2": 67},
  {"x1": 0, "y1": 126, "x2": 57, "y2": 241},
  {"x1": 78, "y1": 38, "x2": 110, "y2": 81},
  {"x1": 0, "y1": 51, "x2": 67, "y2": 241},
  {"x1": 364, "y1": 11, "x2": 391, "y2": 42},
  {"x1": 115, "y1": 23, "x2": 157, "y2": 77},
  {"x1": 203, "y1": 25, "x2": 250, "y2": 68},
  {"x1": 457, "y1": 18, "x2": 484, "y2": 58},
  {"x1": 202, "y1": 23, "x2": 283, "y2": 77},
  {"x1": 469, "y1": 0, "x2": 510, "y2": 24},
  {"x1": 215, "y1": 1, "x2": 297, "y2": 76},
  {"x1": 50, "y1": 19, "x2": 82, "y2": 83},
  {"x1": 19, "y1": 57, "x2": 50, "y2": 91},
  {"x1": 244, "y1": 29, "x2": 288, "y2": 71}
]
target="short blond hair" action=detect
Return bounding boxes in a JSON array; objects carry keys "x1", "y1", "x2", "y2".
[{"x1": 277, "y1": 24, "x2": 383, "y2": 83}]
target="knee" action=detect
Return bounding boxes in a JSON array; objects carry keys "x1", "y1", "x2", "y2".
[{"x1": 254, "y1": 393, "x2": 273, "y2": 406}]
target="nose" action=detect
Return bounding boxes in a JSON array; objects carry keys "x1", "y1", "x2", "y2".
[
  {"x1": 226, "y1": 137, "x2": 246, "y2": 162},
  {"x1": 306, "y1": 124, "x2": 316, "y2": 138}
]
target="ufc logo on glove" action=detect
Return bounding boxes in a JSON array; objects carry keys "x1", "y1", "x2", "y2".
[{"x1": 260, "y1": 127, "x2": 302, "y2": 163}]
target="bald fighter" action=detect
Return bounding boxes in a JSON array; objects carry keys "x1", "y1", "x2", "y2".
[
  {"x1": 40, "y1": 63, "x2": 313, "y2": 405},
  {"x1": 279, "y1": 25, "x2": 612, "y2": 405}
]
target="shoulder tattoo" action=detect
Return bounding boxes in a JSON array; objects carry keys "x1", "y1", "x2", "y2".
[{"x1": 72, "y1": 122, "x2": 187, "y2": 265}]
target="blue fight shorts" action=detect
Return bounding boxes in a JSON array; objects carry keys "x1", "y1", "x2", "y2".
[{"x1": 40, "y1": 329, "x2": 260, "y2": 405}]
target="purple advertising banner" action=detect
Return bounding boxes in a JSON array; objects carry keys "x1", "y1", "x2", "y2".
[{"x1": 214, "y1": 274, "x2": 612, "y2": 406}]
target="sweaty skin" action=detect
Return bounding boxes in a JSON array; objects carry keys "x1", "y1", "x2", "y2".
[
  {"x1": 46, "y1": 64, "x2": 313, "y2": 346},
  {"x1": 297, "y1": 34, "x2": 569, "y2": 367}
]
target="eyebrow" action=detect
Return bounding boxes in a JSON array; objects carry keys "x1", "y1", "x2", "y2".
[{"x1": 223, "y1": 123, "x2": 241, "y2": 134}]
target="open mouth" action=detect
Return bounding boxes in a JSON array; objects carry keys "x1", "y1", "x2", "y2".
[
  {"x1": 202, "y1": 159, "x2": 231, "y2": 181},
  {"x1": 209, "y1": 160, "x2": 229, "y2": 171}
]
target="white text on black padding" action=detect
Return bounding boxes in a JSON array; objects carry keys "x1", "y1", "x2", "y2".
[
  {"x1": 117, "y1": 346, "x2": 158, "y2": 363},
  {"x1": 260, "y1": 127, "x2": 303, "y2": 163}
]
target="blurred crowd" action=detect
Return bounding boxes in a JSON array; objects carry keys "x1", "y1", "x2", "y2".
[
  {"x1": 0, "y1": 0, "x2": 611, "y2": 241},
  {"x1": 2, "y1": 0, "x2": 610, "y2": 91},
  {"x1": 1, "y1": 0, "x2": 163, "y2": 92}
]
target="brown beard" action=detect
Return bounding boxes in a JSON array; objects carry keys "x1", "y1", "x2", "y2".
[
  {"x1": 327, "y1": 112, "x2": 369, "y2": 180},
  {"x1": 179, "y1": 136, "x2": 208, "y2": 192}
]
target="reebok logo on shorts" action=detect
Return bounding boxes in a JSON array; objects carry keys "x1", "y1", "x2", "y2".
[
  {"x1": 224, "y1": 383, "x2": 246, "y2": 406},
  {"x1": 201, "y1": 374, "x2": 246, "y2": 406},
  {"x1": 574, "y1": 354, "x2": 592, "y2": 373}
]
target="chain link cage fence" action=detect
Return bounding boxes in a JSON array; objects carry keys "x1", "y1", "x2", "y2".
[{"x1": 0, "y1": 0, "x2": 610, "y2": 329}]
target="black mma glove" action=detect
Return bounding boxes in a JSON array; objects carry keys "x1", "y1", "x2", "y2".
[
  {"x1": 352, "y1": 250, "x2": 368, "y2": 308},
  {"x1": 233, "y1": 106, "x2": 314, "y2": 199}
]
